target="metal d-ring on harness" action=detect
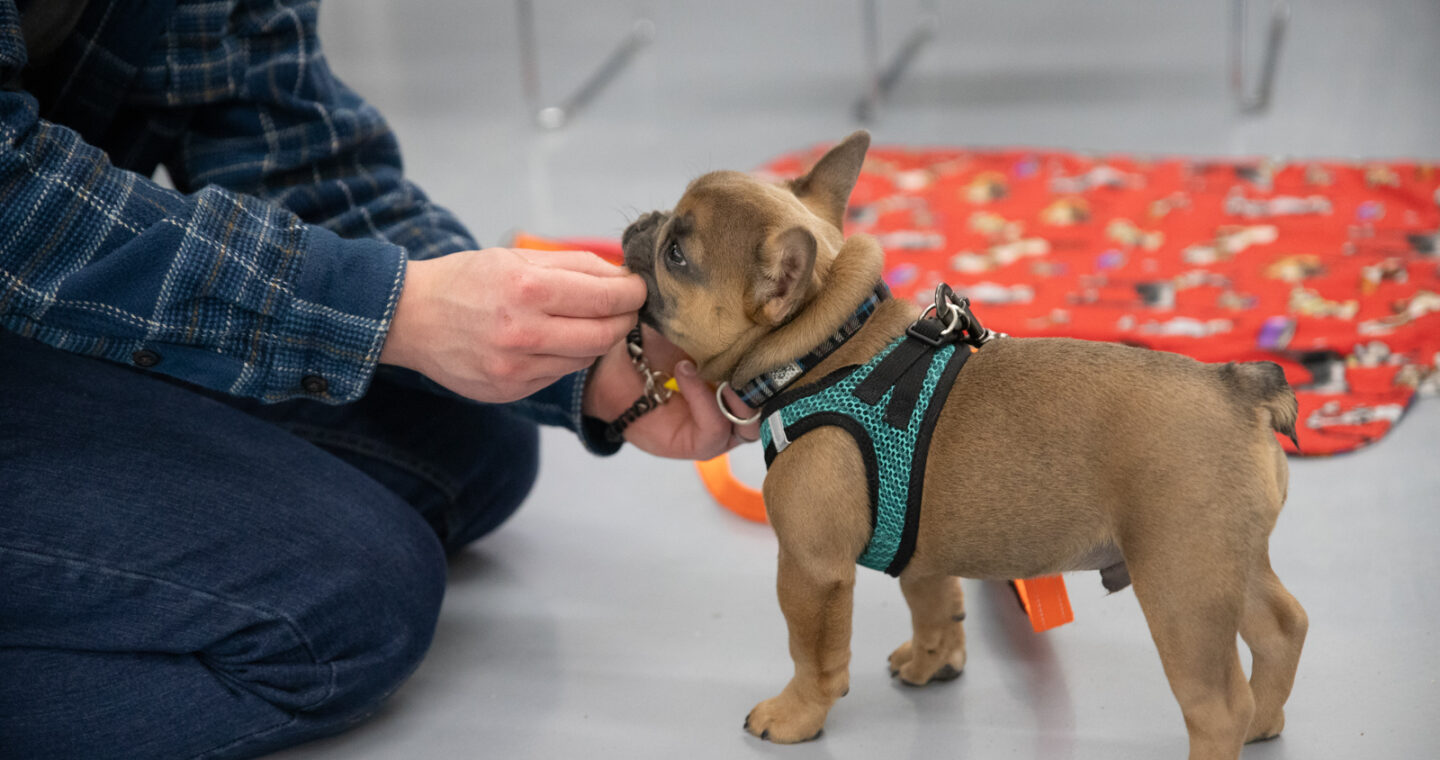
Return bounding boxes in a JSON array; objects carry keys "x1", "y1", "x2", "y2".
[
  {"x1": 916, "y1": 283, "x2": 1003, "y2": 347},
  {"x1": 758, "y1": 283, "x2": 1000, "y2": 576}
]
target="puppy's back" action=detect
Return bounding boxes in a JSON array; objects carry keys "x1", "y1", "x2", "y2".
[{"x1": 913, "y1": 337, "x2": 1290, "y2": 577}]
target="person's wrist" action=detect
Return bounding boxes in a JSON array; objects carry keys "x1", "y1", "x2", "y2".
[
  {"x1": 379, "y1": 257, "x2": 427, "y2": 371},
  {"x1": 582, "y1": 341, "x2": 643, "y2": 422}
]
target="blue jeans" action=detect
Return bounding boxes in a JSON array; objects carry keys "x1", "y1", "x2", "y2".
[{"x1": 0, "y1": 329, "x2": 540, "y2": 759}]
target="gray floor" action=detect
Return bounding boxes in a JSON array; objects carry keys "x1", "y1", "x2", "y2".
[{"x1": 275, "y1": 2, "x2": 1440, "y2": 757}]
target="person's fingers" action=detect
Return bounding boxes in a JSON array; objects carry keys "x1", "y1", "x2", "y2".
[
  {"x1": 672, "y1": 360, "x2": 732, "y2": 451},
  {"x1": 515, "y1": 249, "x2": 630, "y2": 277},
  {"x1": 535, "y1": 313, "x2": 637, "y2": 357},
  {"x1": 522, "y1": 267, "x2": 647, "y2": 319}
]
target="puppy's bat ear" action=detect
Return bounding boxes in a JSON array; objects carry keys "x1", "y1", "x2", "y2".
[
  {"x1": 789, "y1": 130, "x2": 870, "y2": 230},
  {"x1": 756, "y1": 226, "x2": 818, "y2": 325}
]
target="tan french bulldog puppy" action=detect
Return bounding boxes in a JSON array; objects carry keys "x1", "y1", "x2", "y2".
[{"x1": 621, "y1": 131, "x2": 1307, "y2": 760}]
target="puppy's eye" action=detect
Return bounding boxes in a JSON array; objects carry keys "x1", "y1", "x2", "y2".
[{"x1": 666, "y1": 241, "x2": 688, "y2": 268}]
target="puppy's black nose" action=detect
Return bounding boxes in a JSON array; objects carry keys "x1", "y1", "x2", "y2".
[{"x1": 623, "y1": 210, "x2": 665, "y2": 247}]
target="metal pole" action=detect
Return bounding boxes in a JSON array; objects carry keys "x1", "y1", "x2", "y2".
[{"x1": 1231, "y1": 0, "x2": 1290, "y2": 113}]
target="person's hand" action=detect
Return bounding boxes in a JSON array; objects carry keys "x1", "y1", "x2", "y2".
[
  {"x1": 583, "y1": 325, "x2": 762, "y2": 460},
  {"x1": 379, "y1": 248, "x2": 645, "y2": 403}
]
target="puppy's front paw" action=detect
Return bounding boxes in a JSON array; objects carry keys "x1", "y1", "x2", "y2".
[
  {"x1": 888, "y1": 636, "x2": 966, "y2": 686},
  {"x1": 744, "y1": 694, "x2": 828, "y2": 744}
]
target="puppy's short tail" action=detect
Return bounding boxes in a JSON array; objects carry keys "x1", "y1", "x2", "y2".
[{"x1": 1225, "y1": 361, "x2": 1300, "y2": 450}]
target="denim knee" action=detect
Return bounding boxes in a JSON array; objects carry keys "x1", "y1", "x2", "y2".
[
  {"x1": 200, "y1": 497, "x2": 449, "y2": 726},
  {"x1": 306, "y1": 512, "x2": 447, "y2": 720},
  {"x1": 0, "y1": 331, "x2": 452, "y2": 759}
]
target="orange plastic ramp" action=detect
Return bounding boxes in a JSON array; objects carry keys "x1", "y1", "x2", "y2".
[
  {"x1": 695, "y1": 454, "x2": 767, "y2": 524},
  {"x1": 1012, "y1": 576, "x2": 1074, "y2": 632}
]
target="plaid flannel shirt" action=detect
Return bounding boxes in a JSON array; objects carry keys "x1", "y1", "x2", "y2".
[{"x1": 0, "y1": 0, "x2": 611, "y2": 450}]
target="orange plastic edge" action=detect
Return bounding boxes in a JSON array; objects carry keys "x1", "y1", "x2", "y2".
[
  {"x1": 1013, "y1": 576, "x2": 1074, "y2": 632},
  {"x1": 510, "y1": 231, "x2": 625, "y2": 265},
  {"x1": 695, "y1": 454, "x2": 767, "y2": 524}
]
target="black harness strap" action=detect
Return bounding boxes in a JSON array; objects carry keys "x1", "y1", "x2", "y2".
[
  {"x1": 852, "y1": 315, "x2": 954, "y2": 429},
  {"x1": 887, "y1": 344, "x2": 973, "y2": 575}
]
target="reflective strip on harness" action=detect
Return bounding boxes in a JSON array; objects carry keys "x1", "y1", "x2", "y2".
[{"x1": 766, "y1": 413, "x2": 791, "y2": 455}]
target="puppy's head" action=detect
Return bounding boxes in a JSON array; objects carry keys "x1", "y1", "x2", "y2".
[{"x1": 623, "y1": 131, "x2": 871, "y2": 379}]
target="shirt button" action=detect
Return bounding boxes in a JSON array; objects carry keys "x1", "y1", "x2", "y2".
[
  {"x1": 131, "y1": 349, "x2": 161, "y2": 368},
  {"x1": 301, "y1": 374, "x2": 329, "y2": 395}
]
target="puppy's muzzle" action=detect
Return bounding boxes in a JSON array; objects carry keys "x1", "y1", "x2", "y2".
[{"x1": 622, "y1": 210, "x2": 671, "y2": 325}]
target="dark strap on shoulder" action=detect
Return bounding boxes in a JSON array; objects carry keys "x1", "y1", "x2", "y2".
[
  {"x1": 853, "y1": 313, "x2": 955, "y2": 429},
  {"x1": 885, "y1": 344, "x2": 973, "y2": 576}
]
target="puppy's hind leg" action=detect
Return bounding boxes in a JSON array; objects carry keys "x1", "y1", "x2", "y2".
[
  {"x1": 1238, "y1": 556, "x2": 1307, "y2": 743},
  {"x1": 1126, "y1": 538, "x2": 1255, "y2": 760},
  {"x1": 888, "y1": 574, "x2": 967, "y2": 686}
]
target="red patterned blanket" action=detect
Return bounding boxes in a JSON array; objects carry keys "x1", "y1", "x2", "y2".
[{"x1": 757, "y1": 145, "x2": 1440, "y2": 455}]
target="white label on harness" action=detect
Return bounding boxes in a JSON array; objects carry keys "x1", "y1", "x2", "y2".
[{"x1": 767, "y1": 413, "x2": 791, "y2": 454}]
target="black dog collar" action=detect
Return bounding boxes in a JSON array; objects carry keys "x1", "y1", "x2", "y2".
[{"x1": 732, "y1": 282, "x2": 892, "y2": 410}]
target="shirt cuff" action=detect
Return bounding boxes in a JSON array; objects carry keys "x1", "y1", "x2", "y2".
[{"x1": 254, "y1": 225, "x2": 407, "y2": 404}]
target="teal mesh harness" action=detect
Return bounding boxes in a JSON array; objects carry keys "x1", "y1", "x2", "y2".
[{"x1": 759, "y1": 331, "x2": 974, "y2": 576}]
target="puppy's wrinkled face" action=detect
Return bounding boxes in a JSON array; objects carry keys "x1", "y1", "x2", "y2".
[
  {"x1": 622, "y1": 131, "x2": 872, "y2": 377},
  {"x1": 623, "y1": 172, "x2": 815, "y2": 368}
]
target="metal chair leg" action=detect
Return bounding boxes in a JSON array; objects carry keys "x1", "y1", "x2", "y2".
[
  {"x1": 1230, "y1": 0, "x2": 1290, "y2": 113},
  {"x1": 517, "y1": 0, "x2": 655, "y2": 129},
  {"x1": 855, "y1": 0, "x2": 938, "y2": 122}
]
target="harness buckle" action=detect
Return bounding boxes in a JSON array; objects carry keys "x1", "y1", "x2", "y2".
[{"x1": 905, "y1": 318, "x2": 948, "y2": 347}]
